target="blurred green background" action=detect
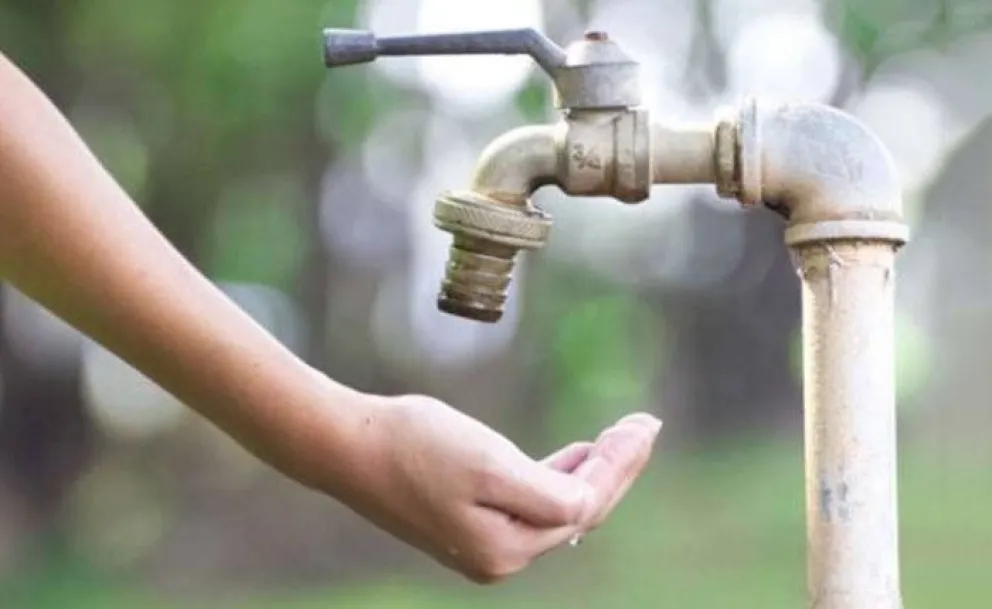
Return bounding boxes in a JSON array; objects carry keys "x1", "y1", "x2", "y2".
[{"x1": 1, "y1": 0, "x2": 991, "y2": 607}]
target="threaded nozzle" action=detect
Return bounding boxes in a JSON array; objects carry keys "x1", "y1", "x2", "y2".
[
  {"x1": 432, "y1": 190, "x2": 551, "y2": 323},
  {"x1": 437, "y1": 236, "x2": 519, "y2": 323}
]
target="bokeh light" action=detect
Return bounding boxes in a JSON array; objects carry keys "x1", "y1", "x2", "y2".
[
  {"x1": 726, "y1": 12, "x2": 842, "y2": 103},
  {"x1": 414, "y1": 0, "x2": 544, "y2": 114}
]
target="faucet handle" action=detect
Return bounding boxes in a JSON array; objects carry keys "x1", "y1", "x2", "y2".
[
  {"x1": 322, "y1": 28, "x2": 567, "y2": 76},
  {"x1": 322, "y1": 27, "x2": 641, "y2": 110}
]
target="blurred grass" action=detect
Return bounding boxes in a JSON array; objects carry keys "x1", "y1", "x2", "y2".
[{"x1": 6, "y1": 436, "x2": 991, "y2": 609}]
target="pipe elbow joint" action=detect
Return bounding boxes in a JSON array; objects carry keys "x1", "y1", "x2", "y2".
[{"x1": 727, "y1": 98, "x2": 909, "y2": 247}]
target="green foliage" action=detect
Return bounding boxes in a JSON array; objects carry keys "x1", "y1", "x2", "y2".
[
  {"x1": 53, "y1": 0, "x2": 366, "y2": 279},
  {"x1": 67, "y1": 0, "x2": 180, "y2": 69},
  {"x1": 548, "y1": 291, "x2": 663, "y2": 441},
  {"x1": 204, "y1": 174, "x2": 310, "y2": 290},
  {"x1": 191, "y1": 0, "x2": 328, "y2": 134},
  {"x1": 832, "y1": 0, "x2": 992, "y2": 71},
  {"x1": 317, "y1": 72, "x2": 417, "y2": 149},
  {"x1": 514, "y1": 77, "x2": 552, "y2": 123},
  {"x1": 73, "y1": 113, "x2": 151, "y2": 200},
  {"x1": 0, "y1": 5, "x2": 42, "y2": 70}
]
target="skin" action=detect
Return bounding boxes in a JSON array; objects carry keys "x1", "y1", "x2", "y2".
[{"x1": 0, "y1": 52, "x2": 662, "y2": 583}]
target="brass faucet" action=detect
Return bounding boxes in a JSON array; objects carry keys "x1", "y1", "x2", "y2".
[{"x1": 323, "y1": 27, "x2": 716, "y2": 322}]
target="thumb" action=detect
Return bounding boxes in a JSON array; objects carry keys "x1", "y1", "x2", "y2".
[{"x1": 478, "y1": 454, "x2": 593, "y2": 528}]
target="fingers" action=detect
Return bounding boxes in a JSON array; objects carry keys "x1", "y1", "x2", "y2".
[
  {"x1": 471, "y1": 440, "x2": 591, "y2": 530},
  {"x1": 457, "y1": 415, "x2": 661, "y2": 584},
  {"x1": 542, "y1": 441, "x2": 594, "y2": 473},
  {"x1": 521, "y1": 521, "x2": 584, "y2": 560},
  {"x1": 476, "y1": 453, "x2": 593, "y2": 529},
  {"x1": 477, "y1": 415, "x2": 659, "y2": 531},
  {"x1": 573, "y1": 413, "x2": 662, "y2": 528},
  {"x1": 459, "y1": 506, "x2": 586, "y2": 584}
]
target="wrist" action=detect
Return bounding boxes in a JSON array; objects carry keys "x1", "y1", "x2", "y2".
[
  {"x1": 238, "y1": 361, "x2": 387, "y2": 494},
  {"x1": 182, "y1": 340, "x2": 382, "y2": 496}
]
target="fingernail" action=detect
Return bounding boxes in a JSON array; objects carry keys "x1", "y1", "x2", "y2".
[
  {"x1": 621, "y1": 413, "x2": 662, "y2": 435},
  {"x1": 617, "y1": 412, "x2": 660, "y2": 430}
]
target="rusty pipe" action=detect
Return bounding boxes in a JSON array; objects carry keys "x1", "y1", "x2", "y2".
[{"x1": 720, "y1": 98, "x2": 908, "y2": 609}]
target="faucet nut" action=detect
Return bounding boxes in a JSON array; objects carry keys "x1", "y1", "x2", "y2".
[
  {"x1": 434, "y1": 190, "x2": 551, "y2": 248},
  {"x1": 714, "y1": 99, "x2": 762, "y2": 206},
  {"x1": 614, "y1": 108, "x2": 652, "y2": 203},
  {"x1": 433, "y1": 190, "x2": 551, "y2": 322},
  {"x1": 714, "y1": 113, "x2": 741, "y2": 200},
  {"x1": 735, "y1": 97, "x2": 763, "y2": 206}
]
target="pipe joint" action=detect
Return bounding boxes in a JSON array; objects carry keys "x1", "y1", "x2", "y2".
[
  {"x1": 561, "y1": 108, "x2": 652, "y2": 203},
  {"x1": 718, "y1": 98, "x2": 910, "y2": 247}
]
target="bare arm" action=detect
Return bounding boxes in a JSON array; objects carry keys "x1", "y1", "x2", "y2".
[
  {"x1": 0, "y1": 52, "x2": 662, "y2": 583},
  {"x1": 0, "y1": 52, "x2": 368, "y2": 488}
]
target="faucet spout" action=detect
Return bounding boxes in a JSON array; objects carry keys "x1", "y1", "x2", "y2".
[
  {"x1": 432, "y1": 125, "x2": 562, "y2": 323},
  {"x1": 470, "y1": 124, "x2": 562, "y2": 202}
]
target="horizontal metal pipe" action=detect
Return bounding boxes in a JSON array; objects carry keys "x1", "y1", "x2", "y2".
[{"x1": 650, "y1": 122, "x2": 716, "y2": 184}]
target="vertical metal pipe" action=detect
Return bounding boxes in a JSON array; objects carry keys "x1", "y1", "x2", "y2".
[{"x1": 794, "y1": 239, "x2": 902, "y2": 609}]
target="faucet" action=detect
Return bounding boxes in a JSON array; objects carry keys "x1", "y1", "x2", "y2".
[{"x1": 323, "y1": 27, "x2": 909, "y2": 609}]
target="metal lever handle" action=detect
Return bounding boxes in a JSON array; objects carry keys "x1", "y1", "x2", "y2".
[{"x1": 322, "y1": 28, "x2": 567, "y2": 76}]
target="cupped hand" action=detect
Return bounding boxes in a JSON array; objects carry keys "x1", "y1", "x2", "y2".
[{"x1": 347, "y1": 395, "x2": 662, "y2": 584}]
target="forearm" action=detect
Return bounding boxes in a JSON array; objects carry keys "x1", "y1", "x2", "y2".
[{"x1": 0, "y1": 52, "x2": 370, "y2": 490}]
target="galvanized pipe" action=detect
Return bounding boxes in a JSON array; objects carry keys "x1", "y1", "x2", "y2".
[
  {"x1": 727, "y1": 99, "x2": 909, "y2": 609},
  {"x1": 794, "y1": 241, "x2": 901, "y2": 609}
]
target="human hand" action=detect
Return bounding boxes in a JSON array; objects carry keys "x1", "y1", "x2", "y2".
[{"x1": 340, "y1": 394, "x2": 661, "y2": 583}]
